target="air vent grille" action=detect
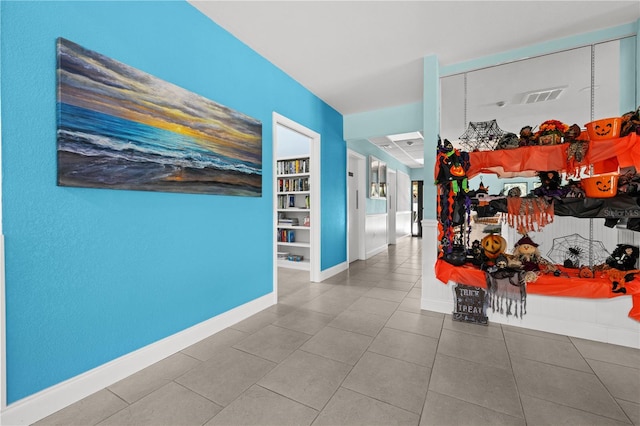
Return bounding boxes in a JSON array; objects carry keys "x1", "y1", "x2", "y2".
[{"x1": 523, "y1": 88, "x2": 564, "y2": 104}]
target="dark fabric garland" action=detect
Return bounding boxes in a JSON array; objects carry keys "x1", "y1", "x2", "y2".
[{"x1": 485, "y1": 269, "x2": 527, "y2": 318}]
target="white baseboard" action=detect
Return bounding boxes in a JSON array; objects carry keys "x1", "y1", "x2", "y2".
[
  {"x1": 319, "y1": 261, "x2": 348, "y2": 281},
  {"x1": 0, "y1": 293, "x2": 274, "y2": 426},
  {"x1": 366, "y1": 244, "x2": 388, "y2": 259}
]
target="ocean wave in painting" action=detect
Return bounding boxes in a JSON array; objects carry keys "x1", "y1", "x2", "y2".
[{"x1": 56, "y1": 38, "x2": 262, "y2": 196}]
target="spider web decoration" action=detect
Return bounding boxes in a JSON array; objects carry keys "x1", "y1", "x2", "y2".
[
  {"x1": 547, "y1": 233, "x2": 610, "y2": 268},
  {"x1": 459, "y1": 120, "x2": 506, "y2": 151}
]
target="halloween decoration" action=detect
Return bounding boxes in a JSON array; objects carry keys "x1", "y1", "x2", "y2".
[
  {"x1": 620, "y1": 106, "x2": 640, "y2": 137},
  {"x1": 604, "y1": 244, "x2": 640, "y2": 294},
  {"x1": 586, "y1": 117, "x2": 622, "y2": 140},
  {"x1": 565, "y1": 124, "x2": 589, "y2": 175},
  {"x1": 582, "y1": 173, "x2": 618, "y2": 198},
  {"x1": 495, "y1": 132, "x2": 520, "y2": 150},
  {"x1": 564, "y1": 180, "x2": 585, "y2": 198},
  {"x1": 458, "y1": 120, "x2": 506, "y2": 152},
  {"x1": 485, "y1": 254, "x2": 527, "y2": 318},
  {"x1": 435, "y1": 138, "x2": 471, "y2": 255},
  {"x1": 513, "y1": 234, "x2": 543, "y2": 272},
  {"x1": 518, "y1": 125, "x2": 536, "y2": 147},
  {"x1": 505, "y1": 197, "x2": 554, "y2": 234},
  {"x1": 481, "y1": 233, "x2": 507, "y2": 261},
  {"x1": 546, "y1": 233, "x2": 610, "y2": 269},
  {"x1": 533, "y1": 171, "x2": 567, "y2": 200},
  {"x1": 535, "y1": 119, "x2": 569, "y2": 145}
]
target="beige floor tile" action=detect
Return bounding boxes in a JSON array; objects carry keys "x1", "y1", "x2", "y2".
[
  {"x1": 97, "y1": 382, "x2": 221, "y2": 426},
  {"x1": 314, "y1": 387, "x2": 419, "y2": 426},
  {"x1": 429, "y1": 353, "x2": 523, "y2": 418},
  {"x1": 368, "y1": 327, "x2": 438, "y2": 367},
  {"x1": 504, "y1": 330, "x2": 592, "y2": 372},
  {"x1": 181, "y1": 328, "x2": 248, "y2": 361},
  {"x1": 587, "y1": 358, "x2": 640, "y2": 403},
  {"x1": 33, "y1": 389, "x2": 128, "y2": 426},
  {"x1": 571, "y1": 337, "x2": 640, "y2": 369},
  {"x1": 176, "y1": 346, "x2": 275, "y2": 406},
  {"x1": 328, "y1": 309, "x2": 388, "y2": 337},
  {"x1": 437, "y1": 328, "x2": 511, "y2": 370},
  {"x1": 365, "y1": 287, "x2": 408, "y2": 302},
  {"x1": 108, "y1": 352, "x2": 201, "y2": 403},
  {"x1": 348, "y1": 296, "x2": 400, "y2": 318},
  {"x1": 512, "y1": 356, "x2": 628, "y2": 422},
  {"x1": 520, "y1": 394, "x2": 632, "y2": 425},
  {"x1": 232, "y1": 324, "x2": 311, "y2": 363},
  {"x1": 206, "y1": 385, "x2": 318, "y2": 426},
  {"x1": 342, "y1": 351, "x2": 430, "y2": 414},
  {"x1": 272, "y1": 308, "x2": 335, "y2": 334},
  {"x1": 385, "y1": 310, "x2": 443, "y2": 339},
  {"x1": 258, "y1": 350, "x2": 351, "y2": 410},
  {"x1": 300, "y1": 326, "x2": 372, "y2": 365},
  {"x1": 420, "y1": 391, "x2": 525, "y2": 426}
]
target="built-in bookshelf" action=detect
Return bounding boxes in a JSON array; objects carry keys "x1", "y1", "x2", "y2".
[{"x1": 276, "y1": 155, "x2": 311, "y2": 270}]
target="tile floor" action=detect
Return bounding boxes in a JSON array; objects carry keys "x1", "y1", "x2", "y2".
[{"x1": 35, "y1": 237, "x2": 640, "y2": 425}]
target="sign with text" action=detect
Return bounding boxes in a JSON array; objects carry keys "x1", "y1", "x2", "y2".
[{"x1": 453, "y1": 283, "x2": 488, "y2": 325}]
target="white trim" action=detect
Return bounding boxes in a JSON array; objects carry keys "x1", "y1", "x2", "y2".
[
  {"x1": 347, "y1": 150, "x2": 366, "y2": 262},
  {"x1": 319, "y1": 261, "x2": 348, "y2": 282},
  {"x1": 272, "y1": 112, "x2": 321, "y2": 282},
  {"x1": 0, "y1": 293, "x2": 274, "y2": 426}
]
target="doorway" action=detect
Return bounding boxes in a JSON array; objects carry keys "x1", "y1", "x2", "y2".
[
  {"x1": 387, "y1": 169, "x2": 397, "y2": 245},
  {"x1": 348, "y1": 150, "x2": 365, "y2": 263},
  {"x1": 412, "y1": 180, "x2": 423, "y2": 237}
]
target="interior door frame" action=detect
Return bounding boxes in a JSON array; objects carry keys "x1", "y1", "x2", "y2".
[
  {"x1": 272, "y1": 113, "x2": 322, "y2": 295},
  {"x1": 347, "y1": 149, "x2": 366, "y2": 262},
  {"x1": 387, "y1": 169, "x2": 397, "y2": 245}
]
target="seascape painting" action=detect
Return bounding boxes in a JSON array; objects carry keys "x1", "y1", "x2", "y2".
[{"x1": 56, "y1": 38, "x2": 262, "y2": 196}]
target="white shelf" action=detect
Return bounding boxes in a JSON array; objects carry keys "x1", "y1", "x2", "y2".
[
  {"x1": 277, "y1": 241, "x2": 310, "y2": 248},
  {"x1": 278, "y1": 258, "x2": 310, "y2": 270},
  {"x1": 276, "y1": 154, "x2": 312, "y2": 272}
]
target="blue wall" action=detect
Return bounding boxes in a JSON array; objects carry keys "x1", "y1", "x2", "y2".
[{"x1": 1, "y1": 1, "x2": 345, "y2": 403}]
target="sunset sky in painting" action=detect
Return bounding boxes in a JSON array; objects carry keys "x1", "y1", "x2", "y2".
[{"x1": 57, "y1": 38, "x2": 262, "y2": 166}]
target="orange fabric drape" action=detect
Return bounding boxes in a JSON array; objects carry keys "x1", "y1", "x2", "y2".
[
  {"x1": 465, "y1": 133, "x2": 640, "y2": 179},
  {"x1": 434, "y1": 259, "x2": 640, "y2": 321}
]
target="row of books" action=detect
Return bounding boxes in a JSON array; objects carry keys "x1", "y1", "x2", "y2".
[
  {"x1": 278, "y1": 177, "x2": 309, "y2": 192},
  {"x1": 277, "y1": 229, "x2": 296, "y2": 243},
  {"x1": 277, "y1": 195, "x2": 310, "y2": 209},
  {"x1": 277, "y1": 158, "x2": 309, "y2": 175}
]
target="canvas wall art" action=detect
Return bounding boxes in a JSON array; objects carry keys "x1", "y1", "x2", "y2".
[{"x1": 56, "y1": 38, "x2": 262, "y2": 196}]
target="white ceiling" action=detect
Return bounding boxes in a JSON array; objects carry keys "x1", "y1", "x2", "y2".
[{"x1": 189, "y1": 1, "x2": 639, "y2": 168}]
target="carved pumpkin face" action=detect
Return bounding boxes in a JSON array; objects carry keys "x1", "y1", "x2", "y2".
[
  {"x1": 594, "y1": 123, "x2": 613, "y2": 137},
  {"x1": 450, "y1": 164, "x2": 465, "y2": 177},
  {"x1": 481, "y1": 234, "x2": 507, "y2": 259},
  {"x1": 596, "y1": 179, "x2": 611, "y2": 192}
]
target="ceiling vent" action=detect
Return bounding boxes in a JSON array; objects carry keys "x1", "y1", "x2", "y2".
[{"x1": 522, "y1": 87, "x2": 565, "y2": 104}]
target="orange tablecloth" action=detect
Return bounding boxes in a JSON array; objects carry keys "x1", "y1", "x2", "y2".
[
  {"x1": 466, "y1": 133, "x2": 640, "y2": 179},
  {"x1": 435, "y1": 259, "x2": 640, "y2": 322}
]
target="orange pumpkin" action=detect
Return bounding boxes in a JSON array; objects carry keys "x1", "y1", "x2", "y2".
[
  {"x1": 481, "y1": 234, "x2": 507, "y2": 259},
  {"x1": 585, "y1": 117, "x2": 622, "y2": 140}
]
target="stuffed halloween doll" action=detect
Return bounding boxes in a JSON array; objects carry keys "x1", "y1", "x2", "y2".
[
  {"x1": 605, "y1": 244, "x2": 640, "y2": 294},
  {"x1": 435, "y1": 138, "x2": 471, "y2": 255},
  {"x1": 533, "y1": 171, "x2": 568, "y2": 200},
  {"x1": 513, "y1": 235, "x2": 542, "y2": 273},
  {"x1": 518, "y1": 126, "x2": 535, "y2": 147}
]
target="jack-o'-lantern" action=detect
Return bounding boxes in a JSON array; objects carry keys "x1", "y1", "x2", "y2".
[
  {"x1": 481, "y1": 234, "x2": 507, "y2": 259},
  {"x1": 586, "y1": 117, "x2": 622, "y2": 141},
  {"x1": 594, "y1": 123, "x2": 613, "y2": 137},
  {"x1": 582, "y1": 174, "x2": 618, "y2": 198},
  {"x1": 596, "y1": 178, "x2": 611, "y2": 192}
]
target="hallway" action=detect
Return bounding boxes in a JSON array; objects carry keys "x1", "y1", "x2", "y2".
[{"x1": 35, "y1": 237, "x2": 639, "y2": 425}]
